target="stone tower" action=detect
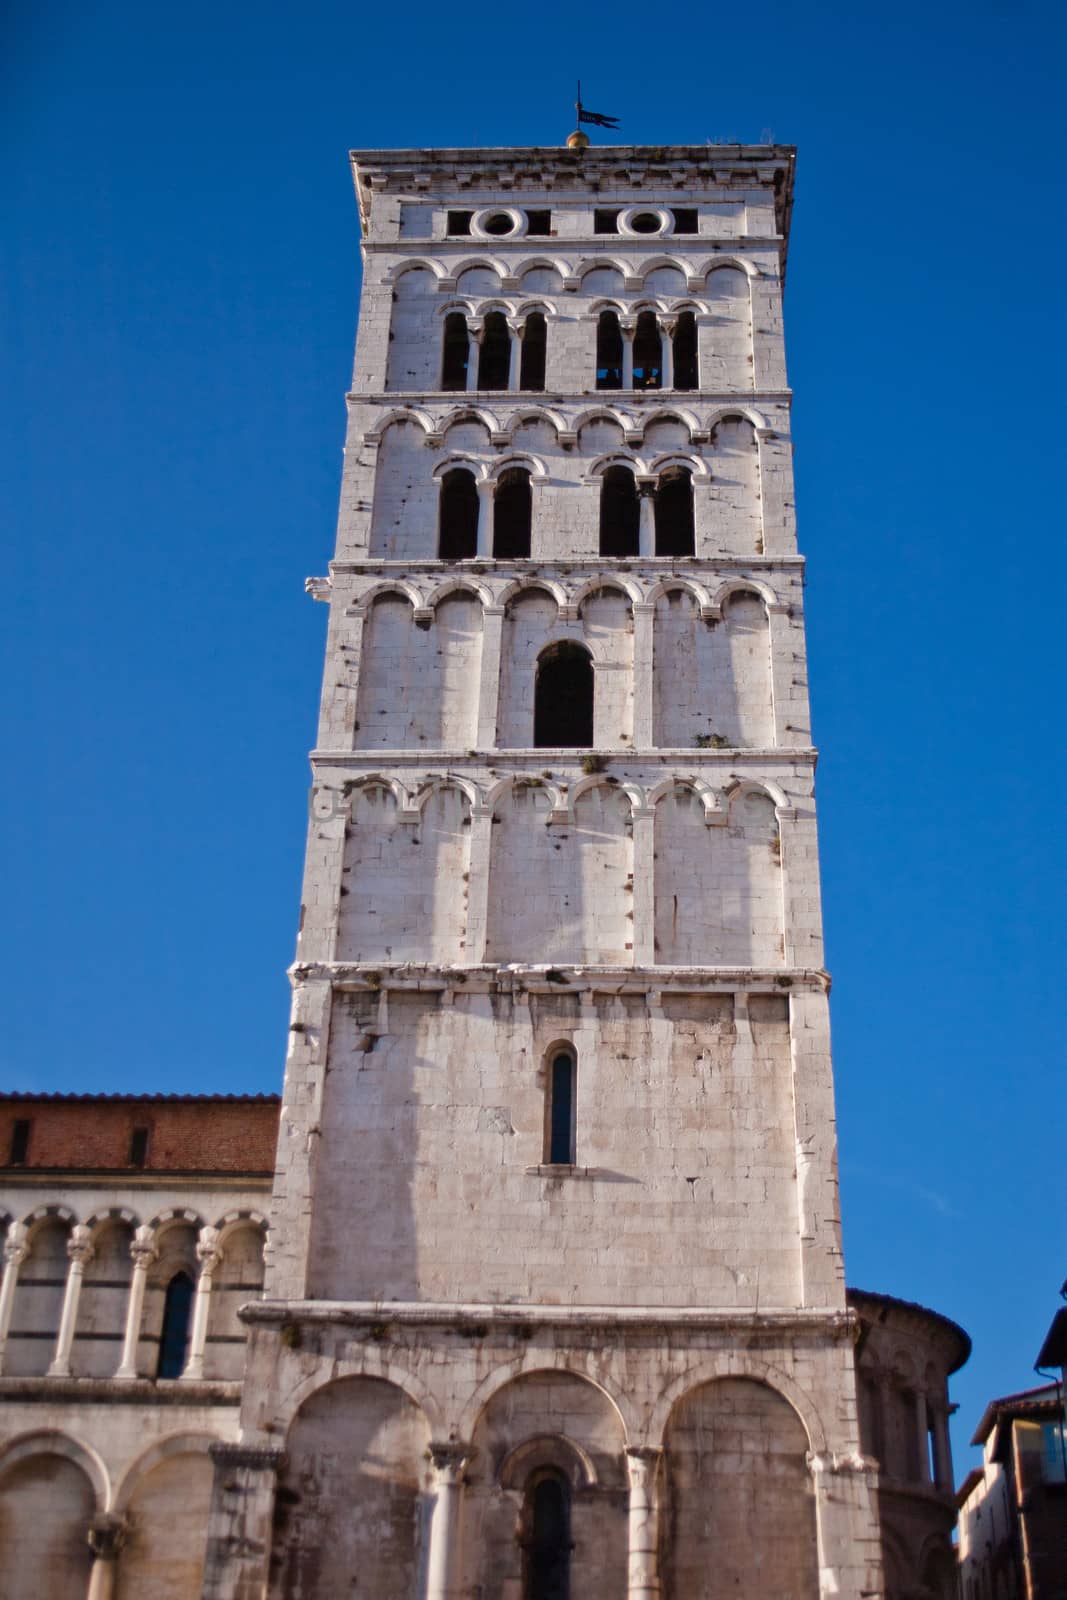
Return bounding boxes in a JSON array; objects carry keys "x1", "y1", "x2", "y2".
[{"x1": 202, "y1": 142, "x2": 886, "y2": 1600}]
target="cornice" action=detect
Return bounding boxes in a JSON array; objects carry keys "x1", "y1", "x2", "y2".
[
  {"x1": 308, "y1": 747, "x2": 816, "y2": 765},
  {"x1": 287, "y1": 962, "x2": 831, "y2": 996},
  {"x1": 246, "y1": 1297, "x2": 846, "y2": 1336}
]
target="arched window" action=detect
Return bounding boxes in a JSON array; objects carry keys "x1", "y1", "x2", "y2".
[
  {"x1": 157, "y1": 1271, "x2": 194, "y2": 1378},
  {"x1": 595, "y1": 310, "x2": 623, "y2": 390},
  {"x1": 441, "y1": 312, "x2": 469, "y2": 391},
  {"x1": 494, "y1": 468, "x2": 532, "y2": 559},
  {"x1": 654, "y1": 466, "x2": 694, "y2": 556},
  {"x1": 523, "y1": 1471, "x2": 572, "y2": 1600},
  {"x1": 673, "y1": 310, "x2": 698, "y2": 391},
  {"x1": 632, "y1": 310, "x2": 662, "y2": 390},
  {"x1": 546, "y1": 1051, "x2": 576, "y2": 1165},
  {"x1": 520, "y1": 312, "x2": 547, "y2": 391},
  {"x1": 478, "y1": 311, "x2": 511, "y2": 390},
  {"x1": 599, "y1": 465, "x2": 640, "y2": 557},
  {"x1": 534, "y1": 643, "x2": 593, "y2": 748},
  {"x1": 439, "y1": 467, "x2": 480, "y2": 559}
]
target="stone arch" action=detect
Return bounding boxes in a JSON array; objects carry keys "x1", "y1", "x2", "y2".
[
  {"x1": 585, "y1": 450, "x2": 649, "y2": 480},
  {"x1": 572, "y1": 574, "x2": 642, "y2": 612},
  {"x1": 146, "y1": 1206, "x2": 206, "y2": 1235},
  {"x1": 513, "y1": 255, "x2": 570, "y2": 285},
  {"x1": 649, "y1": 450, "x2": 709, "y2": 482},
  {"x1": 280, "y1": 1354, "x2": 444, "y2": 1434},
  {"x1": 430, "y1": 450, "x2": 488, "y2": 482},
  {"x1": 705, "y1": 402, "x2": 770, "y2": 433},
  {"x1": 433, "y1": 296, "x2": 477, "y2": 319},
  {"x1": 351, "y1": 579, "x2": 424, "y2": 614},
  {"x1": 412, "y1": 773, "x2": 484, "y2": 815},
  {"x1": 363, "y1": 406, "x2": 434, "y2": 444},
  {"x1": 704, "y1": 592, "x2": 776, "y2": 748},
  {"x1": 661, "y1": 1375, "x2": 820, "y2": 1600},
  {"x1": 425, "y1": 576, "x2": 494, "y2": 610},
  {"x1": 722, "y1": 776, "x2": 791, "y2": 816},
  {"x1": 636, "y1": 254, "x2": 692, "y2": 285},
  {"x1": 113, "y1": 1435, "x2": 216, "y2": 1600},
  {"x1": 113, "y1": 1431, "x2": 218, "y2": 1513},
  {"x1": 653, "y1": 586, "x2": 717, "y2": 747},
  {"x1": 707, "y1": 413, "x2": 761, "y2": 552},
  {"x1": 643, "y1": 575, "x2": 712, "y2": 608},
  {"x1": 462, "y1": 1367, "x2": 630, "y2": 1600},
  {"x1": 497, "y1": 576, "x2": 566, "y2": 611},
  {"x1": 438, "y1": 409, "x2": 496, "y2": 452},
  {"x1": 385, "y1": 256, "x2": 447, "y2": 285},
  {"x1": 574, "y1": 255, "x2": 634, "y2": 283},
  {"x1": 486, "y1": 450, "x2": 547, "y2": 483},
  {"x1": 710, "y1": 576, "x2": 780, "y2": 613},
  {"x1": 369, "y1": 416, "x2": 437, "y2": 558},
  {"x1": 21, "y1": 1203, "x2": 76, "y2": 1238},
  {"x1": 204, "y1": 1219, "x2": 264, "y2": 1379},
  {"x1": 579, "y1": 584, "x2": 635, "y2": 746},
  {"x1": 648, "y1": 1359, "x2": 826, "y2": 1450},
  {"x1": 6, "y1": 1212, "x2": 72, "y2": 1376},
  {"x1": 501, "y1": 405, "x2": 566, "y2": 441},
  {"x1": 269, "y1": 1375, "x2": 432, "y2": 1600},
  {"x1": 472, "y1": 296, "x2": 518, "y2": 320},
  {"x1": 0, "y1": 1432, "x2": 103, "y2": 1599},
  {"x1": 72, "y1": 1215, "x2": 137, "y2": 1378},
  {"x1": 653, "y1": 781, "x2": 783, "y2": 964},
  {"x1": 697, "y1": 254, "x2": 760, "y2": 279},
  {"x1": 567, "y1": 773, "x2": 638, "y2": 812},
  {"x1": 484, "y1": 773, "x2": 566, "y2": 816},
  {"x1": 633, "y1": 406, "x2": 700, "y2": 442},
  {"x1": 340, "y1": 779, "x2": 473, "y2": 963},
  {"x1": 703, "y1": 269, "x2": 754, "y2": 395},
  {"x1": 83, "y1": 1205, "x2": 138, "y2": 1239},
  {"x1": 0, "y1": 1428, "x2": 109, "y2": 1510},
  {"x1": 213, "y1": 1207, "x2": 268, "y2": 1244},
  {"x1": 340, "y1": 772, "x2": 410, "y2": 811},
  {"x1": 386, "y1": 267, "x2": 442, "y2": 391}
]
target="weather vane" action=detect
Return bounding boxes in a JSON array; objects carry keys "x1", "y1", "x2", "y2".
[{"x1": 567, "y1": 80, "x2": 620, "y2": 149}]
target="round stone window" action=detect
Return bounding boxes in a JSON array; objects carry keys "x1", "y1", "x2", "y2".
[
  {"x1": 618, "y1": 206, "x2": 673, "y2": 239},
  {"x1": 630, "y1": 212, "x2": 662, "y2": 234},
  {"x1": 471, "y1": 207, "x2": 526, "y2": 241},
  {"x1": 484, "y1": 212, "x2": 515, "y2": 236}
]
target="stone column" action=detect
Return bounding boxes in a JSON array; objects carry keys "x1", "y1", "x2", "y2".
[
  {"x1": 182, "y1": 1226, "x2": 223, "y2": 1381},
  {"x1": 114, "y1": 1225, "x2": 157, "y2": 1380},
  {"x1": 476, "y1": 605, "x2": 504, "y2": 748},
  {"x1": 914, "y1": 1389, "x2": 931, "y2": 1484},
  {"x1": 631, "y1": 809, "x2": 655, "y2": 966},
  {"x1": 507, "y1": 321, "x2": 521, "y2": 391},
  {"x1": 466, "y1": 323, "x2": 483, "y2": 393},
  {"x1": 426, "y1": 1442, "x2": 472, "y2": 1599},
  {"x1": 48, "y1": 1223, "x2": 94, "y2": 1378},
  {"x1": 660, "y1": 320, "x2": 675, "y2": 391},
  {"x1": 632, "y1": 602, "x2": 654, "y2": 749},
  {"x1": 637, "y1": 480, "x2": 656, "y2": 558},
  {"x1": 621, "y1": 319, "x2": 635, "y2": 390},
  {"x1": 0, "y1": 1223, "x2": 29, "y2": 1375},
  {"x1": 931, "y1": 1404, "x2": 953, "y2": 1491},
  {"x1": 200, "y1": 1443, "x2": 286, "y2": 1600},
  {"x1": 86, "y1": 1514, "x2": 128, "y2": 1600},
  {"x1": 626, "y1": 1447, "x2": 662, "y2": 1598},
  {"x1": 476, "y1": 480, "x2": 494, "y2": 558}
]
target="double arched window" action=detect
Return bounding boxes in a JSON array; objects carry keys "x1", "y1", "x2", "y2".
[
  {"x1": 595, "y1": 307, "x2": 698, "y2": 390},
  {"x1": 598, "y1": 463, "x2": 694, "y2": 557}
]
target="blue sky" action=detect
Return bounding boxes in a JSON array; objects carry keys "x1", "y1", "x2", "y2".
[{"x1": 4, "y1": 0, "x2": 1065, "y2": 1469}]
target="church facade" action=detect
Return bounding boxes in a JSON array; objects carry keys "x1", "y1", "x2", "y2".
[{"x1": 0, "y1": 141, "x2": 967, "y2": 1599}]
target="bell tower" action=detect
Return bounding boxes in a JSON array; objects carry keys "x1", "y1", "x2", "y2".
[{"x1": 202, "y1": 141, "x2": 885, "y2": 1600}]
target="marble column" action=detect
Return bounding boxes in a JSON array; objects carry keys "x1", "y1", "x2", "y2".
[
  {"x1": 626, "y1": 1447, "x2": 662, "y2": 1598},
  {"x1": 86, "y1": 1514, "x2": 128, "y2": 1600},
  {"x1": 182, "y1": 1225, "x2": 223, "y2": 1380},
  {"x1": 426, "y1": 1442, "x2": 472, "y2": 1599},
  {"x1": 48, "y1": 1223, "x2": 94, "y2": 1378},
  {"x1": 0, "y1": 1223, "x2": 28, "y2": 1375},
  {"x1": 114, "y1": 1225, "x2": 157, "y2": 1380}
]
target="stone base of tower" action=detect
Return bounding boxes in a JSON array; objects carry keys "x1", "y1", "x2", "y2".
[{"x1": 201, "y1": 1306, "x2": 884, "y2": 1600}]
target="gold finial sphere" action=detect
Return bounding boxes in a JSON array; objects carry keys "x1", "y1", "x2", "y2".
[{"x1": 566, "y1": 129, "x2": 590, "y2": 151}]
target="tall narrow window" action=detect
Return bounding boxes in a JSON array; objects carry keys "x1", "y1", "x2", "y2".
[
  {"x1": 534, "y1": 644, "x2": 593, "y2": 748},
  {"x1": 595, "y1": 311, "x2": 623, "y2": 390},
  {"x1": 478, "y1": 311, "x2": 510, "y2": 390},
  {"x1": 546, "y1": 1053, "x2": 576, "y2": 1165},
  {"x1": 654, "y1": 466, "x2": 694, "y2": 556},
  {"x1": 599, "y1": 466, "x2": 640, "y2": 557},
  {"x1": 129, "y1": 1126, "x2": 149, "y2": 1168},
  {"x1": 439, "y1": 468, "x2": 479, "y2": 559},
  {"x1": 157, "y1": 1271, "x2": 194, "y2": 1378},
  {"x1": 632, "y1": 310, "x2": 662, "y2": 390},
  {"x1": 673, "y1": 311, "x2": 698, "y2": 391},
  {"x1": 441, "y1": 312, "x2": 469, "y2": 391},
  {"x1": 494, "y1": 468, "x2": 532, "y2": 559},
  {"x1": 9, "y1": 1119, "x2": 31, "y2": 1164},
  {"x1": 520, "y1": 312, "x2": 547, "y2": 392},
  {"x1": 523, "y1": 1472, "x2": 571, "y2": 1600}
]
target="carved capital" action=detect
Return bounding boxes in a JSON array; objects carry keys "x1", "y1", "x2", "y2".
[
  {"x1": 129, "y1": 1224, "x2": 158, "y2": 1269},
  {"x1": 67, "y1": 1224, "x2": 94, "y2": 1268},
  {"x1": 209, "y1": 1441, "x2": 288, "y2": 1472},
  {"x1": 305, "y1": 576, "x2": 332, "y2": 603},
  {"x1": 196, "y1": 1225, "x2": 223, "y2": 1272},
  {"x1": 428, "y1": 1440, "x2": 473, "y2": 1484},
  {"x1": 87, "y1": 1513, "x2": 128, "y2": 1561},
  {"x1": 3, "y1": 1223, "x2": 28, "y2": 1269}
]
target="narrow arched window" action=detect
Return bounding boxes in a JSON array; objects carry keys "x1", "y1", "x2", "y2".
[
  {"x1": 595, "y1": 310, "x2": 623, "y2": 390},
  {"x1": 654, "y1": 466, "x2": 694, "y2": 556},
  {"x1": 520, "y1": 312, "x2": 547, "y2": 392},
  {"x1": 494, "y1": 468, "x2": 532, "y2": 559},
  {"x1": 478, "y1": 311, "x2": 511, "y2": 390},
  {"x1": 523, "y1": 1471, "x2": 572, "y2": 1600},
  {"x1": 441, "y1": 312, "x2": 469, "y2": 391},
  {"x1": 599, "y1": 465, "x2": 640, "y2": 557},
  {"x1": 546, "y1": 1052, "x2": 576, "y2": 1165},
  {"x1": 534, "y1": 643, "x2": 593, "y2": 748},
  {"x1": 673, "y1": 311, "x2": 698, "y2": 391},
  {"x1": 632, "y1": 310, "x2": 662, "y2": 390},
  {"x1": 439, "y1": 467, "x2": 479, "y2": 559},
  {"x1": 157, "y1": 1271, "x2": 194, "y2": 1378}
]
